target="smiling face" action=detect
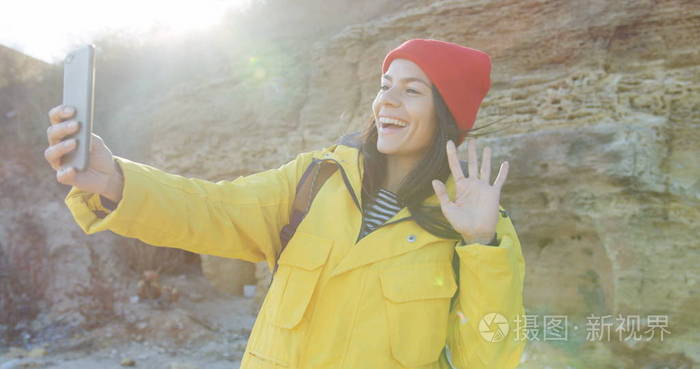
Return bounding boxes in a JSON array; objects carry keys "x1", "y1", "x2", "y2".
[{"x1": 372, "y1": 58, "x2": 437, "y2": 159}]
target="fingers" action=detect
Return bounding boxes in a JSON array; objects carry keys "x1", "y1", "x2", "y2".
[
  {"x1": 466, "y1": 138, "x2": 497, "y2": 184},
  {"x1": 467, "y1": 137, "x2": 478, "y2": 179},
  {"x1": 44, "y1": 138, "x2": 77, "y2": 170},
  {"x1": 480, "y1": 146, "x2": 492, "y2": 183},
  {"x1": 56, "y1": 166, "x2": 76, "y2": 186},
  {"x1": 48, "y1": 105, "x2": 75, "y2": 125},
  {"x1": 446, "y1": 140, "x2": 465, "y2": 181},
  {"x1": 47, "y1": 119, "x2": 80, "y2": 146},
  {"x1": 432, "y1": 179, "x2": 452, "y2": 205},
  {"x1": 493, "y1": 161, "x2": 510, "y2": 188}
]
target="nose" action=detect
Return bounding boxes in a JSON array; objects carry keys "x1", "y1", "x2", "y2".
[{"x1": 377, "y1": 86, "x2": 401, "y2": 108}]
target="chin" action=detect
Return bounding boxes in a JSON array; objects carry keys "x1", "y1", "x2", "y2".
[
  {"x1": 376, "y1": 138, "x2": 401, "y2": 155},
  {"x1": 377, "y1": 137, "x2": 431, "y2": 159}
]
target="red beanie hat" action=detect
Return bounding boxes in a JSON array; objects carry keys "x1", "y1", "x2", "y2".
[{"x1": 382, "y1": 39, "x2": 491, "y2": 145}]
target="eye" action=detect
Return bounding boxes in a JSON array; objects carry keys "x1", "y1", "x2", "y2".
[{"x1": 407, "y1": 88, "x2": 420, "y2": 94}]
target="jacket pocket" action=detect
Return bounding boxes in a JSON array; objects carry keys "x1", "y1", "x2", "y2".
[
  {"x1": 248, "y1": 232, "x2": 333, "y2": 366},
  {"x1": 272, "y1": 231, "x2": 333, "y2": 329},
  {"x1": 379, "y1": 263, "x2": 457, "y2": 368}
]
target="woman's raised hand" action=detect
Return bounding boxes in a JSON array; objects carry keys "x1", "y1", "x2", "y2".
[
  {"x1": 431, "y1": 138, "x2": 509, "y2": 244},
  {"x1": 45, "y1": 104, "x2": 123, "y2": 202}
]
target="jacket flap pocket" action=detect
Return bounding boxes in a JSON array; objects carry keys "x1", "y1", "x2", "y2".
[
  {"x1": 380, "y1": 263, "x2": 457, "y2": 303},
  {"x1": 277, "y1": 231, "x2": 333, "y2": 271}
]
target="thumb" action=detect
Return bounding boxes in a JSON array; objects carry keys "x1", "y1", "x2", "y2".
[{"x1": 432, "y1": 179, "x2": 451, "y2": 206}]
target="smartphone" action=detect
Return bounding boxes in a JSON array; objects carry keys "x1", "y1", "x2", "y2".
[{"x1": 61, "y1": 44, "x2": 95, "y2": 172}]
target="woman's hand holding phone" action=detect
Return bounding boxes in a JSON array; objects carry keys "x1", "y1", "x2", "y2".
[{"x1": 45, "y1": 104, "x2": 123, "y2": 202}]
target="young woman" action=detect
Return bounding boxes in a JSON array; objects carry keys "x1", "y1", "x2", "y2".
[{"x1": 46, "y1": 39, "x2": 525, "y2": 369}]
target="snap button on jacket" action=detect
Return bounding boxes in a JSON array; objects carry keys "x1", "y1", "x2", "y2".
[{"x1": 64, "y1": 143, "x2": 526, "y2": 369}]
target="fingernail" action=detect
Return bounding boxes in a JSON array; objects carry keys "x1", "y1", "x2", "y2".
[
  {"x1": 64, "y1": 139, "x2": 75, "y2": 147},
  {"x1": 69, "y1": 121, "x2": 78, "y2": 128},
  {"x1": 63, "y1": 106, "x2": 74, "y2": 114}
]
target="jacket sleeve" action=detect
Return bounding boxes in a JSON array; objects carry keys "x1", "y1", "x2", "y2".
[
  {"x1": 445, "y1": 207, "x2": 526, "y2": 369},
  {"x1": 64, "y1": 149, "x2": 323, "y2": 271}
]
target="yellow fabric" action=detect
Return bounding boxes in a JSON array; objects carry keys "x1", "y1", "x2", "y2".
[{"x1": 64, "y1": 143, "x2": 526, "y2": 369}]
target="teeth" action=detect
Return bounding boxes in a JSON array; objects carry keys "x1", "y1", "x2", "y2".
[{"x1": 378, "y1": 117, "x2": 408, "y2": 127}]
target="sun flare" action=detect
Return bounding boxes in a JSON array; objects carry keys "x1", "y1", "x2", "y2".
[{"x1": 0, "y1": 0, "x2": 250, "y2": 64}]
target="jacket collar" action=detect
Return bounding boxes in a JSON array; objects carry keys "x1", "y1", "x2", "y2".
[
  {"x1": 319, "y1": 143, "x2": 461, "y2": 277},
  {"x1": 324, "y1": 143, "x2": 459, "y2": 210}
]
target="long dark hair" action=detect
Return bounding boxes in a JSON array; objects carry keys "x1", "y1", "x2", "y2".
[{"x1": 357, "y1": 85, "x2": 465, "y2": 240}]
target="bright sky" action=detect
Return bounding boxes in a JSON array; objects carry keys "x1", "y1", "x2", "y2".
[{"x1": 1, "y1": 0, "x2": 250, "y2": 64}]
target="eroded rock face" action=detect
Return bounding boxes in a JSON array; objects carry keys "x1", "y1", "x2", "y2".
[
  {"x1": 146, "y1": 0, "x2": 700, "y2": 364},
  {"x1": 291, "y1": 1, "x2": 699, "y2": 364},
  {"x1": 200, "y1": 256, "x2": 255, "y2": 296},
  {"x1": 1, "y1": 0, "x2": 698, "y2": 365}
]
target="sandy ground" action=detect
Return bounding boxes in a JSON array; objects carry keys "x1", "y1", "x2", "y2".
[{"x1": 0, "y1": 274, "x2": 258, "y2": 369}]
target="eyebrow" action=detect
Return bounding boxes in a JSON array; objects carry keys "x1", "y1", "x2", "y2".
[{"x1": 382, "y1": 74, "x2": 430, "y2": 87}]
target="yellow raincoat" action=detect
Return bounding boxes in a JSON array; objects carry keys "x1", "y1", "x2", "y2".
[{"x1": 65, "y1": 142, "x2": 526, "y2": 369}]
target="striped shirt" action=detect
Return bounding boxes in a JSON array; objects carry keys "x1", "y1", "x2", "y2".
[{"x1": 358, "y1": 187, "x2": 403, "y2": 240}]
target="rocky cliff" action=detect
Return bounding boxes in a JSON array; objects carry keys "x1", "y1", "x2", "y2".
[{"x1": 1, "y1": 0, "x2": 698, "y2": 367}]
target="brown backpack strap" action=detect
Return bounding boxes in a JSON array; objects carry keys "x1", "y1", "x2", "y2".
[{"x1": 274, "y1": 159, "x2": 337, "y2": 276}]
